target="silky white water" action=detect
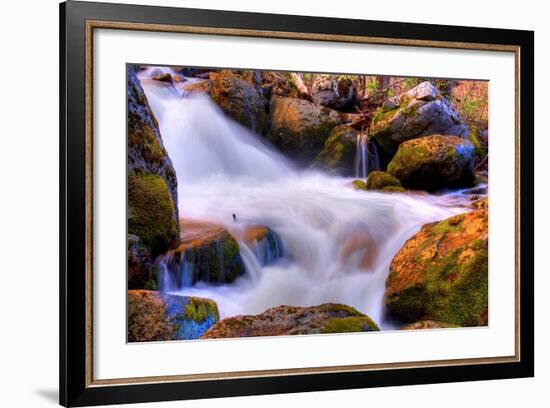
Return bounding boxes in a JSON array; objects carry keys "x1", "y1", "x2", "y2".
[{"x1": 138, "y1": 70, "x2": 474, "y2": 328}]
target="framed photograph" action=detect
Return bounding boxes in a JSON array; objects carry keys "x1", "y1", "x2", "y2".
[{"x1": 60, "y1": 1, "x2": 534, "y2": 406}]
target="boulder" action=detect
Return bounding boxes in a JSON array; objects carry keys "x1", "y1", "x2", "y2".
[
  {"x1": 369, "y1": 81, "x2": 469, "y2": 152},
  {"x1": 311, "y1": 74, "x2": 355, "y2": 109},
  {"x1": 387, "y1": 135, "x2": 475, "y2": 191},
  {"x1": 312, "y1": 125, "x2": 359, "y2": 175},
  {"x1": 268, "y1": 96, "x2": 343, "y2": 160},
  {"x1": 128, "y1": 290, "x2": 219, "y2": 342},
  {"x1": 385, "y1": 208, "x2": 488, "y2": 327},
  {"x1": 127, "y1": 66, "x2": 179, "y2": 225},
  {"x1": 128, "y1": 66, "x2": 179, "y2": 259},
  {"x1": 365, "y1": 171, "x2": 404, "y2": 192},
  {"x1": 202, "y1": 303, "x2": 379, "y2": 339},
  {"x1": 182, "y1": 70, "x2": 267, "y2": 134},
  {"x1": 349, "y1": 179, "x2": 367, "y2": 190},
  {"x1": 161, "y1": 220, "x2": 245, "y2": 287},
  {"x1": 152, "y1": 72, "x2": 173, "y2": 83},
  {"x1": 128, "y1": 172, "x2": 179, "y2": 258}
]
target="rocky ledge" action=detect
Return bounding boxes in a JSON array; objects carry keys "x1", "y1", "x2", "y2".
[{"x1": 202, "y1": 303, "x2": 379, "y2": 339}]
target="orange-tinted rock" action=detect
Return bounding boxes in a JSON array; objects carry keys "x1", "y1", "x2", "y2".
[
  {"x1": 161, "y1": 219, "x2": 244, "y2": 285},
  {"x1": 385, "y1": 208, "x2": 488, "y2": 326}
]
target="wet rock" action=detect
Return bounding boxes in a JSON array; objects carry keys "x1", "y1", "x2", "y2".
[
  {"x1": 365, "y1": 171, "x2": 404, "y2": 192},
  {"x1": 387, "y1": 135, "x2": 475, "y2": 191},
  {"x1": 240, "y1": 225, "x2": 284, "y2": 266},
  {"x1": 127, "y1": 66, "x2": 179, "y2": 256},
  {"x1": 202, "y1": 303, "x2": 379, "y2": 338},
  {"x1": 385, "y1": 208, "x2": 488, "y2": 327},
  {"x1": 369, "y1": 81, "x2": 469, "y2": 153},
  {"x1": 152, "y1": 72, "x2": 173, "y2": 83},
  {"x1": 182, "y1": 70, "x2": 267, "y2": 134},
  {"x1": 312, "y1": 125, "x2": 359, "y2": 175},
  {"x1": 349, "y1": 179, "x2": 367, "y2": 190},
  {"x1": 268, "y1": 96, "x2": 343, "y2": 160},
  {"x1": 128, "y1": 290, "x2": 219, "y2": 342},
  {"x1": 161, "y1": 220, "x2": 245, "y2": 287},
  {"x1": 311, "y1": 74, "x2": 356, "y2": 109}
]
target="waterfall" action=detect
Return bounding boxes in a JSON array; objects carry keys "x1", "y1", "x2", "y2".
[
  {"x1": 355, "y1": 133, "x2": 380, "y2": 179},
  {"x1": 138, "y1": 73, "x2": 473, "y2": 327},
  {"x1": 139, "y1": 78, "x2": 295, "y2": 191}
]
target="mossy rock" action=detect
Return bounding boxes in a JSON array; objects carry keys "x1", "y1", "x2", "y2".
[
  {"x1": 369, "y1": 81, "x2": 469, "y2": 153},
  {"x1": 321, "y1": 316, "x2": 379, "y2": 333},
  {"x1": 128, "y1": 173, "x2": 178, "y2": 258},
  {"x1": 365, "y1": 171, "x2": 403, "y2": 191},
  {"x1": 127, "y1": 66, "x2": 179, "y2": 227},
  {"x1": 385, "y1": 208, "x2": 488, "y2": 327},
  {"x1": 387, "y1": 135, "x2": 475, "y2": 191},
  {"x1": 203, "y1": 303, "x2": 379, "y2": 339},
  {"x1": 312, "y1": 125, "x2": 359, "y2": 175},
  {"x1": 161, "y1": 220, "x2": 245, "y2": 286},
  {"x1": 349, "y1": 179, "x2": 367, "y2": 190},
  {"x1": 128, "y1": 290, "x2": 219, "y2": 342},
  {"x1": 268, "y1": 96, "x2": 343, "y2": 161},
  {"x1": 188, "y1": 70, "x2": 268, "y2": 134}
]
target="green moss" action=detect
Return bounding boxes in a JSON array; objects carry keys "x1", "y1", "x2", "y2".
[
  {"x1": 128, "y1": 173, "x2": 178, "y2": 257},
  {"x1": 184, "y1": 298, "x2": 220, "y2": 322},
  {"x1": 388, "y1": 239, "x2": 488, "y2": 326},
  {"x1": 387, "y1": 145, "x2": 429, "y2": 176},
  {"x1": 432, "y1": 247, "x2": 488, "y2": 326},
  {"x1": 351, "y1": 179, "x2": 367, "y2": 190},
  {"x1": 321, "y1": 316, "x2": 379, "y2": 333},
  {"x1": 469, "y1": 128, "x2": 482, "y2": 148},
  {"x1": 144, "y1": 278, "x2": 157, "y2": 291},
  {"x1": 365, "y1": 171, "x2": 402, "y2": 190},
  {"x1": 323, "y1": 303, "x2": 363, "y2": 316},
  {"x1": 313, "y1": 126, "x2": 357, "y2": 172},
  {"x1": 372, "y1": 105, "x2": 399, "y2": 125}
]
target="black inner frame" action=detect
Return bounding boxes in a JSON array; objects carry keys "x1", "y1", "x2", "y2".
[{"x1": 60, "y1": 1, "x2": 534, "y2": 406}]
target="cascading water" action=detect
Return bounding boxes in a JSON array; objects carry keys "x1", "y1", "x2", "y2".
[
  {"x1": 355, "y1": 132, "x2": 380, "y2": 179},
  {"x1": 139, "y1": 71, "x2": 475, "y2": 328}
]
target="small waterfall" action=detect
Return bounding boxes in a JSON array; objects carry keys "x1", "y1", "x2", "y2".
[
  {"x1": 355, "y1": 133, "x2": 380, "y2": 178},
  {"x1": 247, "y1": 228, "x2": 284, "y2": 267},
  {"x1": 139, "y1": 77, "x2": 295, "y2": 189},
  {"x1": 158, "y1": 251, "x2": 194, "y2": 292}
]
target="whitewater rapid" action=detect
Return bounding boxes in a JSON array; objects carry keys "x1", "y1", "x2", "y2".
[{"x1": 138, "y1": 68, "x2": 474, "y2": 328}]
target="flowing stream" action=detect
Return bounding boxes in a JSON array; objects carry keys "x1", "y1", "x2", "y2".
[{"x1": 138, "y1": 68, "x2": 476, "y2": 328}]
